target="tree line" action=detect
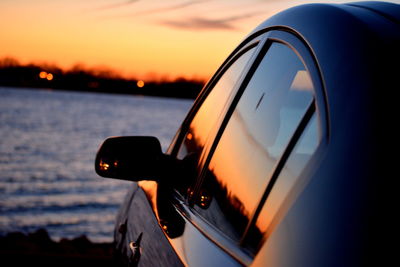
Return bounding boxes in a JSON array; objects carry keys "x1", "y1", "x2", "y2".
[{"x1": 0, "y1": 57, "x2": 204, "y2": 99}]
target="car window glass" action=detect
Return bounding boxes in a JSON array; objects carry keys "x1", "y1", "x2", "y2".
[
  {"x1": 245, "y1": 113, "x2": 319, "y2": 253},
  {"x1": 178, "y1": 47, "x2": 256, "y2": 160},
  {"x1": 193, "y1": 42, "x2": 314, "y2": 243},
  {"x1": 174, "y1": 47, "x2": 256, "y2": 194}
]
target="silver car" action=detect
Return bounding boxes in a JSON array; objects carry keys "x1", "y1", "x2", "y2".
[{"x1": 95, "y1": 1, "x2": 400, "y2": 266}]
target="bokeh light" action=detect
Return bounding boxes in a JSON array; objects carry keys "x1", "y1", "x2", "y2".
[
  {"x1": 137, "y1": 80, "x2": 145, "y2": 88},
  {"x1": 39, "y1": 71, "x2": 47, "y2": 79}
]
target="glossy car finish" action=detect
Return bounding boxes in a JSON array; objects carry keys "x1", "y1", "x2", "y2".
[{"x1": 99, "y1": 2, "x2": 400, "y2": 266}]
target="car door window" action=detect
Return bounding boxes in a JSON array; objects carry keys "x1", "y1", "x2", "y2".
[
  {"x1": 243, "y1": 113, "x2": 320, "y2": 253},
  {"x1": 193, "y1": 42, "x2": 315, "y2": 243},
  {"x1": 175, "y1": 46, "x2": 257, "y2": 195}
]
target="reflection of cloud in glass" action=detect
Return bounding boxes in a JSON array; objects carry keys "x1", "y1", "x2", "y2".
[{"x1": 290, "y1": 70, "x2": 313, "y2": 91}]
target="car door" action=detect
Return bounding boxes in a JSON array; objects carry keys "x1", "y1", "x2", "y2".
[
  {"x1": 115, "y1": 29, "x2": 325, "y2": 266},
  {"x1": 173, "y1": 30, "x2": 325, "y2": 262}
]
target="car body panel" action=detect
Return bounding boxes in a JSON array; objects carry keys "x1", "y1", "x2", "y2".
[
  {"x1": 114, "y1": 182, "x2": 246, "y2": 266},
  {"x1": 114, "y1": 183, "x2": 184, "y2": 267}
]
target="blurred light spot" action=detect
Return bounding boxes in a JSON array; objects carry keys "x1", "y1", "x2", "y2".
[
  {"x1": 137, "y1": 80, "x2": 145, "y2": 88},
  {"x1": 99, "y1": 160, "x2": 110, "y2": 171},
  {"x1": 39, "y1": 71, "x2": 47, "y2": 79},
  {"x1": 187, "y1": 132, "x2": 193, "y2": 140},
  {"x1": 46, "y1": 73, "x2": 54, "y2": 81},
  {"x1": 199, "y1": 194, "x2": 211, "y2": 208}
]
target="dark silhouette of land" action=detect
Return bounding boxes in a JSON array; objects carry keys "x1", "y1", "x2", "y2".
[
  {"x1": 0, "y1": 229, "x2": 114, "y2": 267},
  {"x1": 0, "y1": 57, "x2": 204, "y2": 99}
]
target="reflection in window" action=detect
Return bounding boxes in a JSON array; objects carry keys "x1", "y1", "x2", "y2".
[
  {"x1": 246, "y1": 113, "x2": 319, "y2": 253},
  {"x1": 174, "y1": 47, "x2": 256, "y2": 195},
  {"x1": 194, "y1": 43, "x2": 315, "y2": 243},
  {"x1": 178, "y1": 47, "x2": 256, "y2": 160}
]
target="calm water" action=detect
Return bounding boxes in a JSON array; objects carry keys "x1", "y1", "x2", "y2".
[{"x1": 0, "y1": 87, "x2": 192, "y2": 242}]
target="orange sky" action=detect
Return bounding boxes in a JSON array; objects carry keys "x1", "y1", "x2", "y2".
[{"x1": 1, "y1": 0, "x2": 399, "y2": 81}]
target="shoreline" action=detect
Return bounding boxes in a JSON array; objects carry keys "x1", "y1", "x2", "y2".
[{"x1": 0, "y1": 229, "x2": 114, "y2": 266}]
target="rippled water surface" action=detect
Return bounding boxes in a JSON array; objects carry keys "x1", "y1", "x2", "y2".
[{"x1": 0, "y1": 87, "x2": 192, "y2": 242}]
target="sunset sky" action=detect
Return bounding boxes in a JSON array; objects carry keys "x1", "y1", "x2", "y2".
[{"x1": 1, "y1": 0, "x2": 399, "y2": 81}]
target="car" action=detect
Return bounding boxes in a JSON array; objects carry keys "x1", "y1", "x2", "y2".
[{"x1": 95, "y1": 2, "x2": 400, "y2": 266}]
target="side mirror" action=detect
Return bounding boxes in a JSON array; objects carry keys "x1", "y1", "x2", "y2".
[{"x1": 95, "y1": 136, "x2": 165, "y2": 182}]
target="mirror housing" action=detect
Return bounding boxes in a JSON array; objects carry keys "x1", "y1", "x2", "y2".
[{"x1": 95, "y1": 136, "x2": 165, "y2": 182}]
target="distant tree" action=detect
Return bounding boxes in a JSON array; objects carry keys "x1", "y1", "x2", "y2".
[
  {"x1": 0, "y1": 57, "x2": 204, "y2": 99},
  {"x1": 0, "y1": 57, "x2": 20, "y2": 68}
]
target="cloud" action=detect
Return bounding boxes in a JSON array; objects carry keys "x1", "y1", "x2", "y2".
[
  {"x1": 94, "y1": 0, "x2": 139, "y2": 11},
  {"x1": 161, "y1": 13, "x2": 260, "y2": 31},
  {"x1": 95, "y1": 0, "x2": 207, "y2": 20},
  {"x1": 134, "y1": 0, "x2": 205, "y2": 16}
]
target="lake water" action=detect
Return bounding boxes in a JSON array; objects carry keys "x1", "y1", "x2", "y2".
[{"x1": 0, "y1": 87, "x2": 193, "y2": 242}]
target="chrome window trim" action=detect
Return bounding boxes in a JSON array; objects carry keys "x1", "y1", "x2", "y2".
[
  {"x1": 171, "y1": 28, "x2": 329, "y2": 262},
  {"x1": 168, "y1": 36, "x2": 266, "y2": 157}
]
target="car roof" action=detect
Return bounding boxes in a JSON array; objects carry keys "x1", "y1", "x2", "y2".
[
  {"x1": 349, "y1": 1, "x2": 400, "y2": 24},
  {"x1": 245, "y1": 1, "x2": 399, "y2": 140},
  {"x1": 249, "y1": 1, "x2": 400, "y2": 42}
]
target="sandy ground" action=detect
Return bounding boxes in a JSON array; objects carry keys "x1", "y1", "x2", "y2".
[{"x1": 0, "y1": 229, "x2": 115, "y2": 266}]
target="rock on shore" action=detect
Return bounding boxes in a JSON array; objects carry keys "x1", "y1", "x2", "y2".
[{"x1": 0, "y1": 229, "x2": 114, "y2": 266}]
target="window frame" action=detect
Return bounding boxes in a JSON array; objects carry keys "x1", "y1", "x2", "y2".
[
  {"x1": 167, "y1": 35, "x2": 266, "y2": 158},
  {"x1": 166, "y1": 35, "x2": 267, "y2": 201},
  {"x1": 170, "y1": 29, "x2": 329, "y2": 265},
  {"x1": 238, "y1": 30, "x2": 330, "y2": 251}
]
